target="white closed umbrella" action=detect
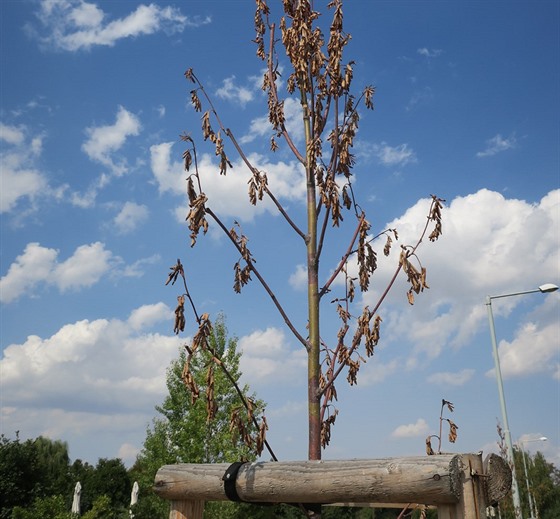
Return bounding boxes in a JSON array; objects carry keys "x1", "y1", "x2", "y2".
[
  {"x1": 129, "y1": 481, "x2": 139, "y2": 517},
  {"x1": 71, "y1": 482, "x2": 81, "y2": 515}
]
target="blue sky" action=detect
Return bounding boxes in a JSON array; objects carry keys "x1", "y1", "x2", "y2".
[{"x1": 1, "y1": 0, "x2": 559, "y2": 470}]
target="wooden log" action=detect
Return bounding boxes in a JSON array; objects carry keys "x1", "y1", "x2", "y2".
[
  {"x1": 483, "y1": 453, "x2": 512, "y2": 506},
  {"x1": 155, "y1": 456, "x2": 464, "y2": 505}
]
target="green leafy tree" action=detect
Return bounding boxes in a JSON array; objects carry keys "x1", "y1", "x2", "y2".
[
  {"x1": 523, "y1": 450, "x2": 560, "y2": 519},
  {"x1": 88, "y1": 458, "x2": 131, "y2": 511},
  {"x1": 11, "y1": 495, "x2": 71, "y2": 519},
  {"x1": 0, "y1": 434, "x2": 40, "y2": 518},
  {"x1": 81, "y1": 494, "x2": 130, "y2": 519},
  {"x1": 0, "y1": 434, "x2": 73, "y2": 518},
  {"x1": 495, "y1": 447, "x2": 560, "y2": 519},
  {"x1": 68, "y1": 459, "x2": 96, "y2": 512},
  {"x1": 133, "y1": 314, "x2": 272, "y2": 518},
  {"x1": 33, "y1": 436, "x2": 72, "y2": 497}
]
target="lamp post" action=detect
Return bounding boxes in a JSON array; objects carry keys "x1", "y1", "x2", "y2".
[
  {"x1": 519, "y1": 436, "x2": 547, "y2": 519},
  {"x1": 485, "y1": 283, "x2": 558, "y2": 519}
]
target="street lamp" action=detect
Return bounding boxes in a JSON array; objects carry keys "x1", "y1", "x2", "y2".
[
  {"x1": 486, "y1": 283, "x2": 558, "y2": 519},
  {"x1": 519, "y1": 436, "x2": 547, "y2": 519}
]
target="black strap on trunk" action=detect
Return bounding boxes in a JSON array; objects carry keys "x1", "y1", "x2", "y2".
[
  {"x1": 222, "y1": 461, "x2": 321, "y2": 516},
  {"x1": 222, "y1": 461, "x2": 246, "y2": 502}
]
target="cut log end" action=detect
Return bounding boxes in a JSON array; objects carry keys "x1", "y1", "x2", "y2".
[{"x1": 484, "y1": 453, "x2": 513, "y2": 505}]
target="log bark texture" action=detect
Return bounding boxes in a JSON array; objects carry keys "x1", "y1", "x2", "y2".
[{"x1": 155, "y1": 456, "x2": 465, "y2": 505}]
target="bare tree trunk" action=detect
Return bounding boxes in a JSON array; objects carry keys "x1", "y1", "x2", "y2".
[{"x1": 301, "y1": 80, "x2": 321, "y2": 461}]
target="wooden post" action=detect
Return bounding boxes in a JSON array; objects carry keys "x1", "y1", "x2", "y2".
[
  {"x1": 169, "y1": 500, "x2": 204, "y2": 519},
  {"x1": 153, "y1": 453, "x2": 511, "y2": 519}
]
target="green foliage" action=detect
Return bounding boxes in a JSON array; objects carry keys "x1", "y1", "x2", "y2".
[
  {"x1": 0, "y1": 434, "x2": 39, "y2": 519},
  {"x1": 89, "y1": 458, "x2": 131, "y2": 509},
  {"x1": 33, "y1": 436, "x2": 71, "y2": 497},
  {"x1": 0, "y1": 433, "x2": 137, "y2": 518},
  {"x1": 68, "y1": 459, "x2": 96, "y2": 512},
  {"x1": 11, "y1": 495, "x2": 71, "y2": 519},
  {"x1": 133, "y1": 314, "x2": 267, "y2": 519},
  {"x1": 80, "y1": 495, "x2": 130, "y2": 519},
  {"x1": 496, "y1": 448, "x2": 560, "y2": 519}
]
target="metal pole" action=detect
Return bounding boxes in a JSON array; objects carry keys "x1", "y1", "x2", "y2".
[
  {"x1": 486, "y1": 296, "x2": 523, "y2": 519},
  {"x1": 519, "y1": 444, "x2": 535, "y2": 519}
]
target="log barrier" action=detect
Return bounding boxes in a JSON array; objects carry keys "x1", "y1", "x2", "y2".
[{"x1": 154, "y1": 452, "x2": 512, "y2": 519}]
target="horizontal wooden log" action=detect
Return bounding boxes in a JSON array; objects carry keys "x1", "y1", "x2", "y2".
[{"x1": 154, "y1": 455, "x2": 465, "y2": 505}]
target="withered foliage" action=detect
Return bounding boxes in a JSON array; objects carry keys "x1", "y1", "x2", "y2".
[
  {"x1": 426, "y1": 399, "x2": 459, "y2": 455},
  {"x1": 174, "y1": 295, "x2": 185, "y2": 335},
  {"x1": 173, "y1": 0, "x2": 444, "y2": 458},
  {"x1": 166, "y1": 261, "x2": 274, "y2": 460}
]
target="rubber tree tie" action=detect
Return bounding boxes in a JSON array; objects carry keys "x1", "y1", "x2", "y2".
[{"x1": 222, "y1": 461, "x2": 246, "y2": 502}]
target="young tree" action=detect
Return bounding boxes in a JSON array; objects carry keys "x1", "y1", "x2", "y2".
[{"x1": 175, "y1": 0, "x2": 442, "y2": 464}]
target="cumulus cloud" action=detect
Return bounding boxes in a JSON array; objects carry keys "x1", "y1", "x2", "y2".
[
  {"x1": 476, "y1": 133, "x2": 517, "y2": 158},
  {"x1": 0, "y1": 304, "x2": 182, "y2": 455},
  {"x1": 0, "y1": 122, "x2": 51, "y2": 214},
  {"x1": 288, "y1": 264, "x2": 307, "y2": 291},
  {"x1": 427, "y1": 369, "x2": 475, "y2": 386},
  {"x1": 113, "y1": 201, "x2": 149, "y2": 234},
  {"x1": 391, "y1": 418, "x2": 429, "y2": 438},
  {"x1": 127, "y1": 302, "x2": 171, "y2": 331},
  {"x1": 0, "y1": 242, "x2": 58, "y2": 302},
  {"x1": 239, "y1": 327, "x2": 306, "y2": 384},
  {"x1": 28, "y1": 0, "x2": 207, "y2": 52},
  {"x1": 488, "y1": 296, "x2": 559, "y2": 379},
  {"x1": 215, "y1": 76, "x2": 255, "y2": 106},
  {"x1": 0, "y1": 122, "x2": 26, "y2": 144},
  {"x1": 0, "y1": 241, "x2": 137, "y2": 303},
  {"x1": 53, "y1": 242, "x2": 116, "y2": 291},
  {"x1": 356, "y1": 188, "x2": 559, "y2": 376},
  {"x1": 149, "y1": 142, "x2": 306, "y2": 222},
  {"x1": 82, "y1": 106, "x2": 141, "y2": 175},
  {"x1": 372, "y1": 142, "x2": 417, "y2": 167}
]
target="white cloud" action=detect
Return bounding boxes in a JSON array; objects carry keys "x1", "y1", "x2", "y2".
[
  {"x1": 0, "y1": 122, "x2": 25, "y2": 144},
  {"x1": 149, "y1": 142, "x2": 306, "y2": 222},
  {"x1": 289, "y1": 264, "x2": 307, "y2": 291},
  {"x1": 372, "y1": 142, "x2": 417, "y2": 167},
  {"x1": 427, "y1": 369, "x2": 475, "y2": 386},
  {"x1": 0, "y1": 306, "x2": 182, "y2": 448},
  {"x1": 417, "y1": 48, "x2": 442, "y2": 58},
  {"x1": 358, "y1": 359, "x2": 400, "y2": 385},
  {"x1": 113, "y1": 201, "x2": 149, "y2": 234},
  {"x1": 391, "y1": 418, "x2": 429, "y2": 438},
  {"x1": 240, "y1": 98, "x2": 304, "y2": 145},
  {"x1": 357, "y1": 188, "x2": 559, "y2": 374},
  {"x1": 488, "y1": 296, "x2": 559, "y2": 379},
  {"x1": 0, "y1": 243, "x2": 58, "y2": 303},
  {"x1": 0, "y1": 123, "x2": 51, "y2": 214},
  {"x1": 30, "y1": 0, "x2": 201, "y2": 52},
  {"x1": 118, "y1": 442, "x2": 140, "y2": 465},
  {"x1": 215, "y1": 76, "x2": 255, "y2": 106},
  {"x1": 121, "y1": 254, "x2": 161, "y2": 278},
  {"x1": 0, "y1": 241, "x2": 120, "y2": 303},
  {"x1": 476, "y1": 133, "x2": 516, "y2": 158},
  {"x1": 53, "y1": 242, "x2": 116, "y2": 291},
  {"x1": 149, "y1": 142, "x2": 185, "y2": 195},
  {"x1": 82, "y1": 106, "x2": 141, "y2": 175},
  {"x1": 239, "y1": 327, "x2": 307, "y2": 384},
  {"x1": 127, "y1": 302, "x2": 172, "y2": 331}
]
